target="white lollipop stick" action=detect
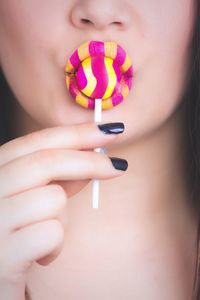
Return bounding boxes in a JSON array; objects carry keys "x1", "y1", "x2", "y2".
[{"x1": 92, "y1": 99, "x2": 102, "y2": 209}]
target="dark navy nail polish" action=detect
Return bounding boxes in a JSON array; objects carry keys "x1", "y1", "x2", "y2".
[
  {"x1": 98, "y1": 123, "x2": 124, "y2": 134},
  {"x1": 109, "y1": 157, "x2": 128, "y2": 171}
]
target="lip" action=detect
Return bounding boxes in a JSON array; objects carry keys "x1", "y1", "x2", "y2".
[{"x1": 65, "y1": 40, "x2": 134, "y2": 110}]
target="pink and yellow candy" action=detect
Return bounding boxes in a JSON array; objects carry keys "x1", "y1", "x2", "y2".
[{"x1": 65, "y1": 41, "x2": 133, "y2": 110}]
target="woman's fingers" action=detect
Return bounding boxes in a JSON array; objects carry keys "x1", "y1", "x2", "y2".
[
  {"x1": 0, "y1": 122, "x2": 126, "y2": 285},
  {"x1": 0, "y1": 185, "x2": 67, "y2": 233},
  {"x1": 0, "y1": 149, "x2": 125, "y2": 199},
  {"x1": 0, "y1": 122, "x2": 121, "y2": 167}
]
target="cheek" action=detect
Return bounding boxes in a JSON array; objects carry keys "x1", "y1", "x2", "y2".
[
  {"x1": 0, "y1": 2, "x2": 70, "y2": 126},
  {"x1": 123, "y1": 1, "x2": 195, "y2": 139}
]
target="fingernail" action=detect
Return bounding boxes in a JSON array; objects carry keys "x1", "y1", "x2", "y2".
[
  {"x1": 98, "y1": 122, "x2": 124, "y2": 135},
  {"x1": 109, "y1": 157, "x2": 128, "y2": 171}
]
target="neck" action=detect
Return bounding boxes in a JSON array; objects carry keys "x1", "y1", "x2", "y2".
[{"x1": 74, "y1": 105, "x2": 196, "y2": 229}]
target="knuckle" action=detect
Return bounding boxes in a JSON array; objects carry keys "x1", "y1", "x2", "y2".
[
  {"x1": 47, "y1": 185, "x2": 67, "y2": 209},
  {"x1": 34, "y1": 149, "x2": 52, "y2": 163},
  {"x1": 71, "y1": 126, "x2": 85, "y2": 147},
  {"x1": 72, "y1": 125, "x2": 82, "y2": 139},
  {"x1": 0, "y1": 130, "x2": 46, "y2": 166},
  {"x1": 30, "y1": 149, "x2": 55, "y2": 175},
  {"x1": 24, "y1": 129, "x2": 46, "y2": 145},
  {"x1": 46, "y1": 220, "x2": 65, "y2": 243},
  {"x1": 37, "y1": 220, "x2": 64, "y2": 245},
  {"x1": 87, "y1": 151, "x2": 104, "y2": 176},
  {"x1": 70, "y1": 123, "x2": 94, "y2": 149},
  {"x1": 15, "y1": 130, "x2": 43, "y2": 150}
]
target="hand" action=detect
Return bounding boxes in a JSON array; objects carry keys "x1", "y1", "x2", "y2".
[{"x1": 0, "y1": 122, "x2": 126, "y2": 299}]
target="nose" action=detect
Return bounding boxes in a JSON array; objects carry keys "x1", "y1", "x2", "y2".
[{"x1": 71, "y1": 0, "x2": 132, "y2": 31}]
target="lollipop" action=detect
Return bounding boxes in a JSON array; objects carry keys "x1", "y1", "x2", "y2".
[
  {"x1": 66, "y1": 41, "x2": 133, "y2": 110},
  {"x1": 65, "y1": 41, "x2": 133, "y2": 208}
]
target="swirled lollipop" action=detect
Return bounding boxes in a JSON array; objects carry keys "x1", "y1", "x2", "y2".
[
  {"x1": 65, "y1": 41, "x2": 133, "y2": 208},
  {"x1": 66, "y1": 41, "x2": 133, "y2": 110}
]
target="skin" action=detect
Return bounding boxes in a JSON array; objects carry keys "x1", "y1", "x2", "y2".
[{"x1": 0, "y1": 0, "x2": 198, "y2": 299}]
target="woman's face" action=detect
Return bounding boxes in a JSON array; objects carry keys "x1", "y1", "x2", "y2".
[{"x1": 0, "y1": 0, "x2": 195, "y2": 145}]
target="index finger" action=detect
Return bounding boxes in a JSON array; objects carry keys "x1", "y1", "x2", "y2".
[{"x1": 0, "y1": 122, "x2": 124, "y2": 167}]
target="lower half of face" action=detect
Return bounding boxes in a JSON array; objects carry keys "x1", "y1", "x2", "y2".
[{"x1": 0, "y1": 0, "x2": 195, "y2": 146}]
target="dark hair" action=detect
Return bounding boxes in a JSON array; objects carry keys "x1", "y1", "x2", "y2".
[
  {"x1": 0, "y1": 69, "x2": 14, "y2": 144},
  {"x1": 1, "y1": 2, "x2": 200, "y2": 299},
  {"x1": 185, "y1": 0, "x2": 200, "y2": 298}
]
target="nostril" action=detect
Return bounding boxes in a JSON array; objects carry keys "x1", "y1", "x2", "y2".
[
  {"x1": 112, "y1": 21, "x2": 123, "y2": 27},
  {"x1": 81, "y1": 18, "x2": 93, "y2": 25},
  {"x1": 113, "y1": 21, "x2": 122, "y2": 25},
  {"x1": 80, "y1": 18, "x2": 122, "y2": 28}
]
